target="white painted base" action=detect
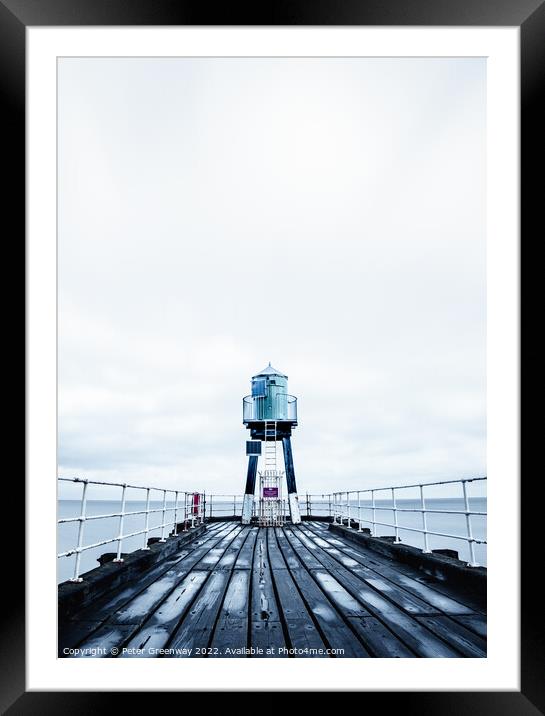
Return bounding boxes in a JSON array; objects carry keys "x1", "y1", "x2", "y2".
[
  {"x1": 288, "y1": 493, "x2": 301, "y2": 524},
  {"x1": 242, "y1": 494, "x2": 254, "y2": 524}
]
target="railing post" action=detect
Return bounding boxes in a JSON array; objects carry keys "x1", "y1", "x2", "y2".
[
  {"x1": 233, "y1": 494, "x2": 236, "y2": 518},
  {"x1": 142, "y1": 487, "x2": 151, "y2": 549},
  {"x1": 371, "y1": 489, "x2": 376, "y2": 536},
  {"x1": 173, "y1": 491, "x2": 179, "y2": 536},
  {"x1": 71, "y1": 479, "x2": 89, "y2": 582},
  {"x1": 420, "y1": 484, "x2": 430, "y2": 553},
  {"x1": 462, "y1": 480, "x2": 478, "y2": 566},
  {"x1": 114, "y1": 483, "x2": 127, "y2": 562},
  {"x1": 392, "y1": 487, "x2": 400, "y2": 543},
  {"x1": 160, "y1": 490, "x2": 167, "y2": 541},
  {"x1": 358, "y1": 491, "x2": 362, "y2": 532},
  {"x1": 346, "y1": 491, "x2": 352, "y2": 528},
  {"x1": 209, "y1": 494, "x2": 213, "y2": 519},
  {"x1": 306, "y1": 492, "x2": 310, "y2": 517},
  {"x1": 328, "y1": 493, "x2": 332, "y2": 518}
]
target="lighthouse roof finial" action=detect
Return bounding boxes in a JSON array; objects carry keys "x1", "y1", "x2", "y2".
[{"x1": 253, "y1": 362, "x2": 288, "y2": 379}]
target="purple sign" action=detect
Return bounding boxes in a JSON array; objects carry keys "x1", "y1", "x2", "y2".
[{"x1": 263, "y1": 487, "x2": 279, "y2": 498}]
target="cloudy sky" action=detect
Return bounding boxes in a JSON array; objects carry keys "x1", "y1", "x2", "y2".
[{"x1": 58, "y1": 57, "x2": 486, "y2": 499}]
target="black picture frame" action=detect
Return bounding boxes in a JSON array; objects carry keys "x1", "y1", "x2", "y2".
[{"x1": 8, "y1": 0, "x2": 536, "y2": 710}]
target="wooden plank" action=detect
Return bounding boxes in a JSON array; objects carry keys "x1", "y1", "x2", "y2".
[
  {"x1": 285, "y1": 565, "x2": 371, "y2": 657},
  {"x1": 208, "y1": 526, "x2": 257, "y2": 656},
  {"x1": 321, "y1": 522, "x2": 486, "y2": 614},
  {"x1": 165, "y1": 571, "x2": 231, "y2": 657},
  {"x1": 306, "y1": 570, "x2": 412, "y2": 657},
  {"x1": 266, "y1": 528, "x2": 327, "y2": 657},
  {"x1": 292, "y1": 526, "x2": 362, "y2": 575},
  {"x1": 128, "y1": 529, "x2": 255, "y2": 659},
  {"x1": 235, "y1": 526, "x2": 258, "y2": 569},
  {"x1": 266, "y1": 526, "x2": 288, "y2": 571},
  {"x1": 67, "y1": 524, "x2": 240, "y2": 657},
  {"x1": 71, "y1": 522, "x2": 236, "y2": 624},
  {"x1": 304, "y1": 523, "x2": 468, "y2": 616},
  {"x1": 347, "y1": 617, "x2": 415, "y2": 658},
  {"x1": 415, "y1": 616, "x2": 487, "y2": 657},
  {"x1": 165, "y1": 527, "x2": 253, "y2": 657},
  {"x1": 290, "y1": 526, "x2": 460, "y2": 657},
  {"x1": 119, "y1": 571, "x2": 209, "y2": 657},
  {"x1": 283, "y1": 526, "x2": 326, "y2": 570},
  {"x1": 280, "y1": 524, "x2": 414, "y2": 658},
  {"x1": 452, "y1": 614, "x2": 487, "y2": 638},
  {"x1": 305, "y1": 522, "x2": 475, "y2": 616},
  {"x1": 274, "y1": 529, "x2": 302, "y2": 569},
  {"x1": 198, "y1": 525, "x2": 244, "y2": 570},
  {"x1": 250, "y1": 621, "x2": 286, "y2": 656},
  {"x1": 69, "y1": 624, "x2": 136, "y2": 658},
  {"x1": 213, "y1": 527, "x2": 249, "y2": 569},
  {"x1": 209, "y1": 569, "x2": 250, "y2": 657},
  {"x1": 309, "y1": 569, "x2": 372, "y2": 617},
  {"x1": 279, "y1": 517, "x2": 374, "y2": 661},
  {"x1": 109, "y1": 524, "x2": 240, "y2": 625},
  {"x1": 58, "y1": 620, "x2": 103, "y2": 657},
  {"x1": 250, "y1": 529, "x2": 287, "y2": 657},
  {"x1": 300, "y1": 525, "x2": 439, "y2": 615}
]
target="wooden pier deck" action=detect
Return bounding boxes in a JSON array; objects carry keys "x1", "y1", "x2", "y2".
[{"x1": 59, "y1": 521, "x2": 486, "y2": 658}]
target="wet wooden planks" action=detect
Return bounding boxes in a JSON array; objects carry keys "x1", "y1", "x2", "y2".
[{"x1": 61, "y1": 521, "x2": 486, "y2": 658}]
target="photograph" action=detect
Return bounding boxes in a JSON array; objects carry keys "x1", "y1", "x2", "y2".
[{"x1": 56, "y1": 55, "x2": 488, "y2": 660}]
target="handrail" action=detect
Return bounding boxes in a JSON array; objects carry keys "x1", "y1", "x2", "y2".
[
  {"x1": 58, "y1": 477, "x2": 205, "y2": 582},
  {"x1": 242, "y1": 393, "x2": 297, "y2": 422},
  {"x1": 58, "y1": 477, "x2": 487, "y2": 580},
  {"x1": 327, "y1": 477, "x2": 487, "y2": 567}
]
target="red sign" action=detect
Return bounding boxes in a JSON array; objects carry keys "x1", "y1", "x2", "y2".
[
  {"x1": 192, "y1": 493, "x2": 200, "y2": 515},
  {"x1": 263, "y1": 487, "x2": 279, "y2": 498}
]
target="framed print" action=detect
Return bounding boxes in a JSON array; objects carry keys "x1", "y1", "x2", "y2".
[{"x1": 7, "y1": 0, "x2": 537, "y2": 708}]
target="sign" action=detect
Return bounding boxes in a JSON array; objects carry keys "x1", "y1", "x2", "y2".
[
  {"x1": 246, "y1": 440, "x2": 262, "y2": 456},
  {"x1": 192, "y1": 492, "x2": 200, "y2": 515},
  {"x1": 263, "y1": 487, "x2": 279, "y2": 498}
]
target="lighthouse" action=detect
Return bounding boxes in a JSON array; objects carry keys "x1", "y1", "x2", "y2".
[{"x1": 241, "y1": 363, "x2": 301, "y2": 525}]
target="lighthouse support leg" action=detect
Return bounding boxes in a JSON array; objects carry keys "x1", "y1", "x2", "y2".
[
  {"x1": 282, "y1": 437, "x2": 301, "y2": 524},
  {"x1": 242, "y1": 455, "x2": 258, "y2": 524}
]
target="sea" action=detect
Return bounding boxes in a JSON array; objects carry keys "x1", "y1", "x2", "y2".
[{"x1": 58, "y1": 496, "x2": 487, "y2": 584}]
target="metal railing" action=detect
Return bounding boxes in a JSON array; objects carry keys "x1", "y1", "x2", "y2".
[
  {"x1": 328, "y1": 477, "x2": 487, "y2": 567},
  {"x1": 58, "y1": 477, "x2": 205, "y2": 582},
  {"x1": 58, "y1": 477, "x2": 487, "y2": 580},
  {"x1": 242, "y1": 393, "x2": 297, "y2": 422},
  {"x1": 301, "y1": 493, "x2": 334, "y2": 517},
  {"x1": 206, "y1": 494, "x2": 245, "y2": 519}
]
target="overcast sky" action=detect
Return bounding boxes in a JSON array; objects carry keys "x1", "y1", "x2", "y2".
[{"x1": 58, "y1": 57, "x2": 486, "y2": 499}]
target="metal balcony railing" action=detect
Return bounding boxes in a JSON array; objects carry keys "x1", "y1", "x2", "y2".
[
  {"x1": 58, "y1": 477, "x2": 205, "y2": 582},
  {"x1": 242, "y1": 393, "x2": 297, "y2": 422},
  {"x1": 326, "y1": 477, "x2": 487, "y2": 567}
]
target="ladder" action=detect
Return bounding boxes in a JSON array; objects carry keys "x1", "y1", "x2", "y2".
[
  {"x1": 263, "y1": 419, "x2": 278, "y2": 472},
  {"x1": 259, "y1": 420, "x2": 284, "y2": 526}
]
